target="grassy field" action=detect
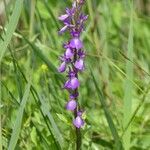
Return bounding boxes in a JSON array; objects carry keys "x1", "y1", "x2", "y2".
[{"x1": 0, "y1": 0, "x2": 150, "y2": 149}]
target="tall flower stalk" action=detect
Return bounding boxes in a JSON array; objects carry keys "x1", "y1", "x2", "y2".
[{"x1": 58, "y1": 0, "x2": 88, "y2": 149}]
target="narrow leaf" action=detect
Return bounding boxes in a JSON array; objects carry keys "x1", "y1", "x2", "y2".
[
  {"x1": 0, "y1": 0, "x2": 24, "y2": 62},
  {"x1": 123, "y1": 1, "x2": 134, "y2": 149},
  {"x1": 40, "y1": 98, "x2": 64, "y2": 148},
  {"x1": 17, "y1": 31, "x2": 64, "y2": 82},
  {"x1": 8, "y1": 83, "x2": 31, "y2": 150},
  {"x1": 91, "y1": 71, "x2": 123, "y2": 149}
]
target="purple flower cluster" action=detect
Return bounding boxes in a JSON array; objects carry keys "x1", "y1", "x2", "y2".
[{"x1": 58, "y1": 0, "x2": 88, "y2": 128}]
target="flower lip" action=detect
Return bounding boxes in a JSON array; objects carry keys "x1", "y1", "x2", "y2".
[
  {"x1": 58, "y1": 14, "x2": 69, "y2": 21},
  {"x1": 59, "y1": 25, "x2": 68, "y2": 35},
  {"x1": 75, "y1": 59, "x2": 84, "y2": 71},
  {"x1": 73, "y1": 116, "x2": 84, "y2": 128},
  {"x1": 70, "y1": 77, "x2": 80, "y2": 90},
  {"x1": 70, "y1": 38, "x2": 83, "y2": 50},
  {"x1": 64, "y1": 77, "x2": 80, "y2": 90},
  {"x1": 65, "y1": 48, "x2": 74, "y2": 59},
  {"x1": 58, "y1": 62, "x2": 66, "y2": 73},
  {"x1": 64, "y1": 80, "x2": 71, "y2": 89},
  {"x1": 66, "y1": 100, "x2": 77, "y2": 111}
]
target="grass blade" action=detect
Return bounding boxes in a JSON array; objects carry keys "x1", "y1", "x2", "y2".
[
  {"x1": 0, "y1": 0, "x2": 23, "y2": 62},
  {"x1": 17, "y1": 31, "x2": 64, "y2": 82},
  {"x1": 9, "y1": 48, "x2": 23, "y2": 100},
  {"x1": 91, "y1": 71, "x2": 123, "y2": 150},
  {"x1": 122, "y1": 1, "x2": 134, "y2": 149},
  {"x1": 8, "y1": 83, "x2": 31, "y2": 150},
  {"x1": 122, "y1": 84, "x2": 150, "y2": 137},
  {"x1": 10, "y1": 49, "x2": 61, "y2": 149},
  {"x1": 0, "y1": 64, "x2": 2, "y2": 150},
  {"x1": 40, "y1": 96, "x2": 64, "y2": 148},
  {"x1": 43, "y1": 0, "x2": 59, "y2": 30},
  {"x1": 21, "y1": 77, "x2": 61, "y2": 149}
]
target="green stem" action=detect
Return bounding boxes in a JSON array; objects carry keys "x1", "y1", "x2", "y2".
[
  {"x1": 0, "y1": 114, "x2": 2, "y2": 150},
  {"x1": 76, "y1": 127, "x2": 81, "y2": 150},
  {"x1": 0, "y1": 63, "x2": 2, "y2": 150},
  {"x1": 29, "y1": 0, "x2": 36, "y2": 39}
]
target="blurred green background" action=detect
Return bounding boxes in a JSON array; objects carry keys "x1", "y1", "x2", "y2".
[{"x1": 0, "y1": 0, "x2": 150, "y2": 149}]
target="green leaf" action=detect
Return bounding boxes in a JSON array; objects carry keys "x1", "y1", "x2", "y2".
[
  {"x1": 0, "y1": 0, "x2": 24, "y2": 62},
  {"x1": 56, "y1": 113, "x2": 70, "y2": 125},
  {"x1": 11, "y1": 55, "x2": 61, "y2": 150},
  {"x1": 17, "y1": 31, "x2": 64, "y2": 82},
  {"x1": 41, "y1": 99, "x2": 64, "y2": 148},
  {"x1": 8, "y1": 83, "x2": 31, "y2": 150},
  {"x1": 91, "y1": 71, "x2": 123, "y2": 150},
  {"x1": 31, "y1": 127, "x2": 38, "y2": 146},
  {"x1": 43, "y1": 0, "x2": 59, "y2": 29},
  {"x1": 122, "y1": 1, "x2": 134, "y2": 149}
]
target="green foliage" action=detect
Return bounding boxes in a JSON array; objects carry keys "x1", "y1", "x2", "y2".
[
  {"x1": 91, "y1": 70, "x2": 123, "y2": 150},
  {"x1": 0, "y1": 0, "x2": 150, "y2": 149},
  {"x1": 123, "y1": 1, "x2": 134, "y2": 149},
  {"x1": 0, "y1": 0, "x2": 23, "y2": 62},
  {"x1": 8, "y1": 83, "x2": 31, "y2": 150}
]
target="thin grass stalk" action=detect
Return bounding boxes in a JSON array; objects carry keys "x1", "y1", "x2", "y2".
[
  {"x1": 0, "y1": 3, "x2": 7, "y2": 147},
  {"x1": 9, "y1": 47, "x2": 61, "y2": 149},
  {"x1": 122, "y1": 83, "x2": 150, "y2": 137},
  {"x1": 91, "y1": 71, "x2": 123, "y2": 149},
  {"x1": 0, "y1": 63, "x2": 2, "y2": 150},
  {"x1": 3, "y1": 0, "x2": 9, "y2": 21},
  {"x1": 29, "y1": 0, "x2": 36, "y2": 38},
  {"x1": 27, "y1": 0, "x2": 36, "y2": 76},
  {"x1": 20, "y1": 72, "x2": 60, "y2": 149},
  {"x1": 0, "y1": 0, "x2": 23, "y2": 63},
  {"x1": 123, "y1": 1, "x2": 134, "y2": 149}
]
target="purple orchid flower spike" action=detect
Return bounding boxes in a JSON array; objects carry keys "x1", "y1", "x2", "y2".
[
  {"x1": 75, "y1": 59, "x2": 84, "y2": 71},
  {"x1": 58, "y1": 0, "x2": 88, "y2": 141}
]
